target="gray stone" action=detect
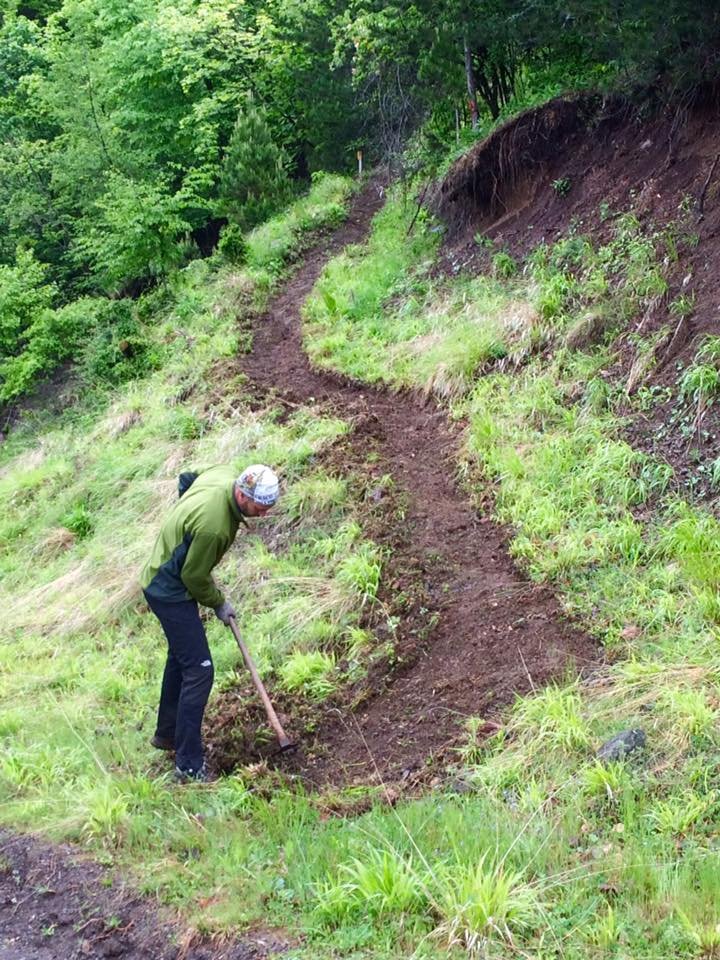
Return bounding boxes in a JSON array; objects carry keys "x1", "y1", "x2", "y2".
[
  {"x1": 447, "y1": 777, "x2": 475, "y2": 795},
  {"x1": 597, "y1": 728, "x2": 646, "y2": 763}
]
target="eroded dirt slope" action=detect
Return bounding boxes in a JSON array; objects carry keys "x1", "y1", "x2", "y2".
[{"x1": 435, "y1": 90, "x2": 720, "y2": 500}]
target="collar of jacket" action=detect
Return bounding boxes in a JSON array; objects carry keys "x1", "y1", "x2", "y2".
[{"x1": 228, "y1": 481, "x2": 250, "y2": 527}]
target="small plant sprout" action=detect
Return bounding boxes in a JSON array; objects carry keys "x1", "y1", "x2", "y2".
[
  {"x1": 60, "y1": 503, "x2": 94, "y2": 540},
  {"x1": 281, "y1": 472, "x2": 348, "y2": 521},
  {"x1": 552, "y1": 177, "x2": 572, "y2": 197},
  {"x1": 677, "y1": 910, "x2": 720, "y2": 956},
  {"x1": 658, "y1": 685, "x2": 717, "y2": 741},
  {"x1": 681, "y1": 337, "x2": 720, "y2": 430},
  {"x1": 336, "y1": 543, "x2": 382, "y2": 605},
  {"x1": 514, "y1": 684, "x2": 591, "y2": 752},
  {"x1": 473, "y1": 232, "x2": 494, "y2": 249},
  {"x1": 458, "y1": 716, "x2": 491, "y2": 765},
  {"x1": 670, "y1": 291, "x2": 696, "y2": 319},
  {"x1": 581, "y1": 761, "x2": 630, "y2": 803},
  {"x1": 589, "y1": 904, "x2": 619, "y2": 948},
  {"x1": 696, "y1": 335, "x2": 720, "y2": 366},
  {"x1": 81, "y1": 782, "x2": 130, "y2": 848},
  {"x1": 314, "y1": 847, "x2": 427, "y2": 924},
  {"x1": 492, "y1": 251, "x2": 518, "y2": 279},
  {"x1": 646, "y1": 790, "x2": 713, "y2": 837}
]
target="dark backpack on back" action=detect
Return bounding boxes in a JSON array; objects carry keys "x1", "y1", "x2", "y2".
[{"x1": 178, "y1": 471, "x2": 199, "y2": 498}]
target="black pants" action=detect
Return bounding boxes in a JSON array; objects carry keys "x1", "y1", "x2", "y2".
[{"x1": 144, "y1": 593, "x2": 214, "y2": 774}]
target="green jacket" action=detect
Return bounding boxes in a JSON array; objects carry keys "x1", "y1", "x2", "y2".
[{"x1": 141, "y1": 465, "x2": 247, "y2": 607}]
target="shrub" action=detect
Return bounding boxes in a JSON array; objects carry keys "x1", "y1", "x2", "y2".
[
  {"x1": 0, "y1": 296, "x2": 161, "y2": 402},
  {"x1": 217, "y1": 223, "x2": 248, "y2": 265},
  {"x1": 0, "y1": 298, "x2": 99, "y2": 402},
  {"x1": 79, "y1": 300, "x2": 160, "y2": 387},
  {"x1": 0, "y1": 249, "x2": 57, "y2": 358},
  {"x1": 60, "y1": 503, "x2": 94, "y2": 540},
  {"x1": 75, "y1": 175, "x2": 192, "y2": 292},
  {"x1": 492, "y1": 250, "x2": 518, "y2": 278}
]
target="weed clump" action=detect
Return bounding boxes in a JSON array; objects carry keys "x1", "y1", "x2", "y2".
[{"x1": 279, "y1": 651, "x2": 336, "y2": 700}]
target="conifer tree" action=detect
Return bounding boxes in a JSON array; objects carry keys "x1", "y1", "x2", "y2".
[{"x1": 219, "y1": 96, "x2": 291, "y2": 230}]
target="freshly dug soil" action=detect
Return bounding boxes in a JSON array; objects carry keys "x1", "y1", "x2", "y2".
[{"x1": 220, "y1": 180, "x2": 599, "y2": 788}]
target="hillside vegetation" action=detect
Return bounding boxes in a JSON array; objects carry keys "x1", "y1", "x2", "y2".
[
  {"x1": 298, "y1": 170, "x2": 720, "y2": 956},
  {"x1": 4, "y1": 3, "x2": 720, "y2": 960},
  {"x1": 2, "y1": 0, "x2": 719, "y2": 405}
]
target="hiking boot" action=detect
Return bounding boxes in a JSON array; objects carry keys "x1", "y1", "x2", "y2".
[
  {"x1": 150, "y1": 734, "x2": 175, "y2": 752},
  {"x1": 173, "y1": 763, "x2": 212, "y2": 784}
]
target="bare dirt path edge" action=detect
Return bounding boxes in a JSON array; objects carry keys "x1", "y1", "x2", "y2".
[
  {"x1": 0, "y1": 829, "x2": 286, "y2": 960},
  {"x1": 238, "y1": 179, "x2": 599, "y2": 789}
]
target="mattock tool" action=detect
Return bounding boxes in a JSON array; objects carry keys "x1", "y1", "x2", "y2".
[{"x1": 228, "y1": 616, "x2": 297, "y2": 756}]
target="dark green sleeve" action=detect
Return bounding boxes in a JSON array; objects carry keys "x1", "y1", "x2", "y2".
[{"x1": 180, "y1": 532, "x2": 227, "y2": 608}]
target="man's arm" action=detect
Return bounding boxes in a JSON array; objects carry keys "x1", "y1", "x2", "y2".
[{"x1": 180, "y1": 532, "x2": 227, "y2": 608}]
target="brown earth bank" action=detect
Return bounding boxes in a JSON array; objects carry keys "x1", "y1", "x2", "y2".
[
  {"x1": 212, "y1": 179, "x2": 598, "y2": 789},
  {"x1": 433, "y1": 87, "x2": 720, "y2": 504},
  {"x1": 0, "y1": 830, "x2": 287, "y2": 960}
]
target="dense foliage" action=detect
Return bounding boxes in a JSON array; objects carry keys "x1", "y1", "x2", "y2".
[{"x1": 0, "y1": 0, "x2": 719, "y2": 402}]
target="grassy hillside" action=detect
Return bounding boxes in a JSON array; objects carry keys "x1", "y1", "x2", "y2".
[
  {"x1": 299, "y1": 190, "x2": 720, "y2": 958},
  {"x1": 0, "y1": 175, "x2": 408, "y2": 947},
  {"x1": 4, "y1": 163, "x2": 720, "y2": 959}
]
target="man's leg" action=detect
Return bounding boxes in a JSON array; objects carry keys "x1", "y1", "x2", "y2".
[
  {"x1": 175, "y1": 659, "x2": 215, "y2": 773},
  {"x1": 144, "y1": 595, "x2": 214, "y2": 774},
  {"x1": 156, "y1": 650, "x2": 182, "y2": 743}
]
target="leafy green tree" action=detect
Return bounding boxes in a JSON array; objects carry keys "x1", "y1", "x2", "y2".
[
  {"x1": 0, "y1": 297, "x2": 92, "y2": 401},
  {"x1": 243, "y1": 0, "x2": 359, "y2": 172},
  {"x1": 541, "y1": 0, "x2": 720, "y2": 88},
  {"x1": 0, "y1": 249, "x2": 56, "y2": 357},
  {"x1": 73, "y1": 175, "x2": 192, "y2": 293}
]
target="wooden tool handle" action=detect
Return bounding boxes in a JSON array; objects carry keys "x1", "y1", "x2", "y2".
[{"x1": 227, "y1": 617, "x2": 293, "y2": 749}]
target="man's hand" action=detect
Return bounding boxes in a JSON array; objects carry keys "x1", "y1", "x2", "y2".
[{"x1": 214, "y1": 600, "x2": 236, "y2": 625}]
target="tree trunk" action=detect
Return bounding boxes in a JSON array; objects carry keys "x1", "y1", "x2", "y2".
[{"x1": 463, "y1": 32, "x2": 479, "y2": 130}]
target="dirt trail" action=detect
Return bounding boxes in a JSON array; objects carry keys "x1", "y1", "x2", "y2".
[
  {"x1": 0, "y1": 183, "x2": 599, "y2": 960},
  {"x1": 240, "y1": 182, "x2": 598, "y2": 787},
  {"x1": 0, "y1": 830, "x2": 282, "y2": 960}
]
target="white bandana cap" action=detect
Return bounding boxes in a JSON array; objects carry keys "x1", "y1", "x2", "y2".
[{"x1": 237, "y1": 464, "x2": 280, "y2": 506}]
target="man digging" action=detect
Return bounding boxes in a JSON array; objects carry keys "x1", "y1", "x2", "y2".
[{"x1": 141, "y1": 463, "x2": 280, "y2": 782}]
